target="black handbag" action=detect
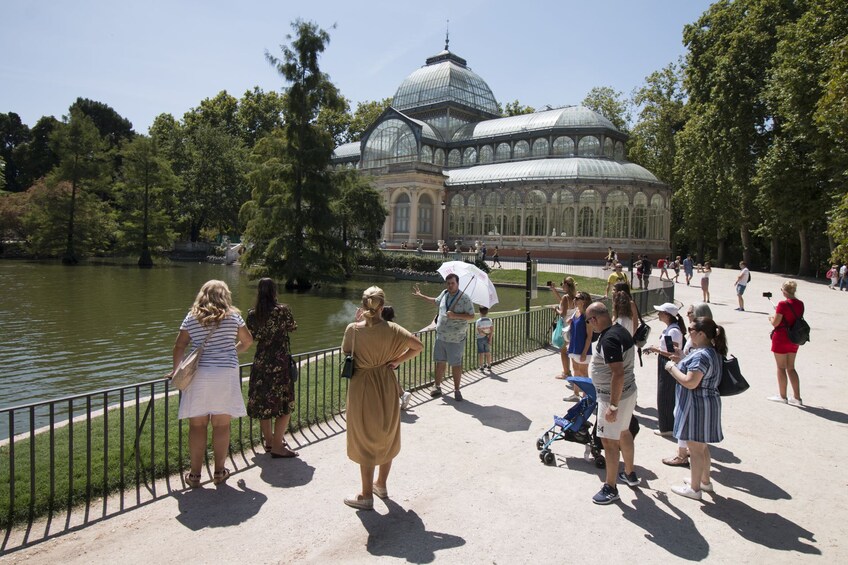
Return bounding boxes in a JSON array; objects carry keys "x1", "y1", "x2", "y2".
[
  {"x1": 285, "y1": 332, "x2": 298, "y2": 383},
  {"x1": 718, "y1": 354, "x2": 750, "y2": 396},
  {"x1": 340, "y1": 324, "x2": 355, "y2": 379}
]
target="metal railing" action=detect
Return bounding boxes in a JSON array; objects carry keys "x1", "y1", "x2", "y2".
[{"x1": 0, "y1": 308, "x2": 555, "y2": 532}]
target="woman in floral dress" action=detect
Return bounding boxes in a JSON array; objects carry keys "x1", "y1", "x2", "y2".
[{"x1": 246, "y1": 278, "x2": 299, "y2": 458}]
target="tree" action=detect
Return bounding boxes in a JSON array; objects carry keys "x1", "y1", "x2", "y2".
[
  {"x1": 182, "y1": 91, "x2": 240, "y2": 139},
  {"x1": 69, "y1": 97, "x2": 135, "y2": 149},
  {"x1": 498, "y1": 100, "x2": 535, "y2": 117},
  {"x1": 13, "y1": 115, "x2": 60, "y2": 190},
  {"x1": 237, "y1": 87, "x2": 286, "y2": 146},
  {"x1": 117, "y1": 136, "x2": 179, "y2": 266},
  {"x1": 242, "y1": 20, "x2": 350, "y2": 288},
  {"x1": 582, "y1": 87, "x2": 630, "y2": 132},
  {"x1": 0, "y1": 112, "x2": 31, "y2": 192},
  {"x1": 22, "y1": 179, "x2": 115, "y2": 257},
  {"x1": 49, "y1": 108, "x2": 109, "y2": 264},
  {"x1": 334, "y1": 170, "x2": 388, "y2": 273},
  {"x1": 0, "y1": 157, "x2": 5, "y2": 192}
]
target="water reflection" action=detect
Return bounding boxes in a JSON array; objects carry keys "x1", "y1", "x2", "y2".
[{"x1": 0, "y1": 260, "x2": 551, "y2": 409}]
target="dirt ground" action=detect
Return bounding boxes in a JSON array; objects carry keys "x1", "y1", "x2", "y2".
[{"x1": 2, "y1": 266, "x2": 846, "y2": 563}]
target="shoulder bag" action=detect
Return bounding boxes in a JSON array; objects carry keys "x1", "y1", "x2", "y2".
[
  {"x1": 718, "y1": 354, "x2": 750, "y2": 396},
  {"x1": 785, "y1": 301, "x2": 810, "y2": 346},
  {"x1": 285, "y1": 332, "x2": 299, "y2": 383},
  {"x1": 340, "y1": 324, "x2": 356, "y2": 379},
  {"x1": 170, "y1": 327, "x2": 214, "y2": 391},
  {"x1": 633, "y1": 307, "x2": 651, "y2": 348},
  {"x1": 551, "y1": 316, "x2": 565, "y2": 350}
]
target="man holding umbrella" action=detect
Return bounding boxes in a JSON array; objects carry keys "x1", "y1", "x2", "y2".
[{"x1": 413, "y1": 274, "x2": 475, "y2": 401}]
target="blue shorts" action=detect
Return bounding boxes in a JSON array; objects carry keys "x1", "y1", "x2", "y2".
[
  {"x1": 435, "y1": 339, "x2": 464, "y2": 367},
  {"x1": 476, "y1": 336, "x2": 490, "y2": 353},
  {"x1": 736, "y1": 284, "x2": 747, "y2": 296}
]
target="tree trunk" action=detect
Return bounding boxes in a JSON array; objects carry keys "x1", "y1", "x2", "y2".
[
  {"x1": 798, "y1": 227, "x2": 810, "y2": 276},
  {"x1": 696, "y1": 236, "x2": 705, "y2": 264},
  {"x1": 717, "y1": 237, "x2": 726, "y2": 267},
  {"x1": 62, "y1": 175, "x2": 79, "y2": 265},
  {"x1": 138, "y1": 176, "x2": 153, "y2": 268},
  {"x1": 740, "y1": 224, "x2": 752, "y2": 267},
  {"x1": 770, "y1": 236, "x2": 780, "y2": 273}
]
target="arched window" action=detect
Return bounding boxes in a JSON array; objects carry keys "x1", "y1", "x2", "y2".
[
  {"x1": 632, "y1": 193, "x2": 648, "y2": 239},
  {"x1": 479, "y1": 145, "x2": 493, "y2": 163},
  {"x1": 467, "y1": 194, "x2": 482, "y2": 235},
  {"x1": 603, "y1": 190, "x2": 629, "y2": 238},
  {"x1": 503, "y1": 192, "x2": 520, "y2": 236},
  {"x1": 514, "y1": 140, "x2": 530, "y2": 159},
  {"x1": 614, "y1": 141, "x2": 625, "y2": 161},
  {"x1": 420, "y1": 145, "x2": 433, "y2": 163},
  {"x1": 525, "y1": 190, "x2": 547, "y2": 236},
  {"x1": 418, "y1": 193, "x2": 433, "y2": 236},
  {"x1": 577, "y1": 189, "x2": 601, "y2": 237},
  {"x1": 495, "y1": 142, "x2": 511, "y2": 161},
  {"x1": 603, "y1": 138, "x2": 615, "y2": 158},
  {"x1": 552, "y1": 136, "x2": 574, "y2": 156},
  {"x1": 463, "y1": 147, "x2": 477, "y2": 165},
  {"x1": 433, "y1": 148, "x2": 445, "y2": 166},
  {"x1": 448, "y1": 149, "x2": 461, "y2": 167},
  {"x1": 449, "y1": 194, "x2": 465, "y2": 235},
  {"x1": 394, "y1": 192, "x2": 410, "y2": 234},
  {"x1": 551, "y1": 190, "x2": 575, "y2": 236},
  {"x1": 578, "y1": 136, "x2": 600, "y2": 156},
  {"x1": 483, "y1": 192, "x2": 500, "y2": 235},
  {"x1": 362, "y1": 119, "x2": 418, "y2": 168},
  {"x1": 532, "y1": 138, "x2": 549, "y2": 157},
  {"x1": 649, "y1": 194, "x2": 665, "y2": 240}
]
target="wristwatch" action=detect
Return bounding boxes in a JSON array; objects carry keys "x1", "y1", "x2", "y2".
[{"x1": 608, "y1": 404, "x2": 618, "y2": 412}]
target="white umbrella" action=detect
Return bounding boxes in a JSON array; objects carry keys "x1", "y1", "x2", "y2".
[{"x1": 437, "y1": 261, "x2": 500, "y2": 308}]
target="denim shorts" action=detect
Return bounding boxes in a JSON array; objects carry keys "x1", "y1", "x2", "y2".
[
  {"x1": 736, "y1": 283, "x2": 747, "y2": 296},
  {"x1": 435, "y1": 339, "x2": 464, "y2": 367},
  {"x1": 476, "y1": 336, "x2": 490, "y2": 354}
]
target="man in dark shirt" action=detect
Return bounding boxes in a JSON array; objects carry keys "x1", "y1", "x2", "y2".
[{"x1": 585, "y1": 302, "x2": 640, "y2": 505}]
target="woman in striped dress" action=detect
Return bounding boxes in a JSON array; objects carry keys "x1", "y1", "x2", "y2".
[
  {"x1": 172, "y1": 280, "x2": 253, "y2": 487},
  {"x1": 664, "y1": 317, "x2": 726, "y2": 500}
]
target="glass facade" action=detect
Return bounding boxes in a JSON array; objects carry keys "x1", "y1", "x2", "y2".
[
  {"x1": 362, "y1": 119, "x2": 418, "y2": 168},
  {"x1": 394, "y1": 193, "x2": 410, "y2": 233},
  {"x1": 479, "y1": 145, "x2": 493, "y2": 163},
  {"x1": 393, "y1": 61, "x2": 499, "y2": 116},
  {"x1": 553, "y1": 136, "x2": 575, "y2": 156},
  {"x1": 495, "y1": 142, "x2": 510, "y2": 161},
  {"x1": 532, "y1": 138, "x2": 549, "y2": 157},
  {"x1": 578, "y1": 136, "x2": 600, "y2": 156}
]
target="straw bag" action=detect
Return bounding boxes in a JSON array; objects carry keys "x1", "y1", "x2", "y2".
[{"x1": 170, "y1": 328, "x2": 214, "y2": 391}]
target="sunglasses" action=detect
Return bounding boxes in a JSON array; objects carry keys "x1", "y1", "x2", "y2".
[{"x1": 687, "y1": 327, "x2": 698, "y2": 333}]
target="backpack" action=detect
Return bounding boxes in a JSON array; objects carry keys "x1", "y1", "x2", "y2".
[
  {"x1": 785, "y1": 302, "x2": 810, "y2": 345},
  {"x1": 747, "y1": 271, "x2": 751, "y2": 283}
]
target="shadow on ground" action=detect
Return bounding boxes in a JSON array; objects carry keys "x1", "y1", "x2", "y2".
[
  {"x1": 252, "y1": 455, "x2": 316, "y2": 489},
  {"x1": 173, "y1": 479, "x2": 266, "y2": 530},
  {"x1": 356, "y1": 498, "x2": 465, "y2": 563},
  {"x1": 621, "y1": 489, "x2": 710, "y2": 561},
  {"x1": 446, "y1": 398, "x2": 531, "y2": 433}
]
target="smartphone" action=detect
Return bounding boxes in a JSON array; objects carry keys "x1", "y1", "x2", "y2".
[
  {"x1": 763, "y1": 291, "x2": 773, "y2": 298},
  {"x1": 664, "y1": 335, "x2": 675, "y2": 352},
  {"x1": 547, "y1": 281, "x2": 553, "y2": 287}
]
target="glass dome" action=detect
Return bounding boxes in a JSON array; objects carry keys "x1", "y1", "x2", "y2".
[{"x1": 393, "y1": 50, "x2": 499, "y2": 116}]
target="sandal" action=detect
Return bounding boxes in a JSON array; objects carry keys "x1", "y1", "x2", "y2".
[
  {"x1": 212, "y1": 468, "x2": 231, "y2": 485},
  {"x1": 662, "y1": 455, "x2": 690, "y2": 467},
  {"x1": 185, "y1": 472, "x2": 202, "y2": 488},
  {"x1": 555, "y1": 373, "x2": 572, "y2": 380},
  {"x1": 263, "y1": 443, "x2": 272, "y2": 453}
]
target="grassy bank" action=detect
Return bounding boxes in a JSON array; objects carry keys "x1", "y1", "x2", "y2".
[{"x1": 488, "y1": 269, "x2": 607, "y2": 296}]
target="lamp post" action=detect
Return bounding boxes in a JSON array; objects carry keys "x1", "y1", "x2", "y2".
[{"x1": 440, "y1": 200, "x2": 447, "y2": 248}]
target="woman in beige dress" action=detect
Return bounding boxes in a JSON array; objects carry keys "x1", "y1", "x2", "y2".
[{"x1": 342, "y1": 286, "x2": 423, "y2": 510}]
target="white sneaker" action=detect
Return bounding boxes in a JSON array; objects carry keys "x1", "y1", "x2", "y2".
[
  {"x1": 788, "y1": 397, "x2": 804, "y2": 407},
  {"x1": 583, "y1": 444, "x2": 593, "y2": 462},
  {"x1": 563, "y1": 394, "x2": 579, "y2": 402},
  {"x1": 671, "y1": 485, "x2": 702, "y2": 500},
  {"x1": 400, "y1": 391, "x2": 412, "y2": 411},
  {"x1": 766, "y1": 395, "x2": 788, "y2": 404},
  {"x1": 684, "y1": 477, "x2": 714, "y2": 492}
]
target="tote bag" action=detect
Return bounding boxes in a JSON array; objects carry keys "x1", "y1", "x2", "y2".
[
  {"x1": 170, "y1": 328, "x2": 214, "y2": 391},
  {"x1": 552, "y1": 317, "x2": 565, "y2": 350},
  {"x1": 718, "y1": 355, "x2": 750, "y2": 396}
]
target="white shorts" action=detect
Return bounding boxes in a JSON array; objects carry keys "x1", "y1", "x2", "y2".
[
  {"x1": 568, "y1": 353, "x2": 591, "y2": 363},
  {"x1": 596, "y1": 392, "x2": 637, "y2": 440}
]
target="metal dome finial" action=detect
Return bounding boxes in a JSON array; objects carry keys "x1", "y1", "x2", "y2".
[{"x1": 445, "y1": 19, "x2": 449, "y2": 51}]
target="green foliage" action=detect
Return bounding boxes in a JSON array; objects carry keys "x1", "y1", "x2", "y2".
[
  {"x1": 242, "y1": 20, "x2": 350, "y2": 288},
  {"x1": 49, "y1": 108, "x2": 111, "y2": 263},
  {"x1": 348, "y1": 97, "x2": 393, "y2": 141},
  {"x1": 23, "y1": 179, "x2": 115, "y2": 257},
  {"x1": 13, "y1": 115, "x2": 61, "y2": 190},
  {"x1": 69, "y1": 97, "x2": 135, "y2": 149},
  {"x1": 237, "y1": 87, "x2": 285, "y2": 146},
  {"x1": 582, "y1": 86, "x2": 630, "y2": 132},
  {"x1": 498, "y1": 100, "x2": 535, "y2": 117},
  {"x1": 334, "y1": 170, "x2": 388, "y2": 273},
  {"x1": 115, "y1": 136, "x2": 179, "y2": 265},
  {"x1": 0, "y1": 111, "x2": 32, "y2": 192}
]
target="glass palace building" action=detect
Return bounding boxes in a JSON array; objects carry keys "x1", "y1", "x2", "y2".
[{"x1": 331, "y1": 47, "x2": 671, "y2": 260}]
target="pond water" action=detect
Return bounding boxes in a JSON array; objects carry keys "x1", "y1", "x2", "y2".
[{"x1": 0, "y1": 259, "x2": 555, "y2": 409}]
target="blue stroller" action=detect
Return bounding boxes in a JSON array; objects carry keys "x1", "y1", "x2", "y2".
[{"x1": 536, "y1": 377, "x2": 606, "y2": 468}]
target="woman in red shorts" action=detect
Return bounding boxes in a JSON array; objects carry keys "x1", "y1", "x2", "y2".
[{"x1": 767, "y1": 280, "x2": 803, "y2": 406}]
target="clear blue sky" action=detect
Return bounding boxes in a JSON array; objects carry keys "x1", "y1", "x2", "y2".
[{"x1": 1, "y1": 0, "x2": 715, "y2": 134}]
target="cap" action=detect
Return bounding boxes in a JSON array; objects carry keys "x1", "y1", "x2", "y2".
[{"x1": 653, "y1": 302, "x2": 679, "y2": 317}]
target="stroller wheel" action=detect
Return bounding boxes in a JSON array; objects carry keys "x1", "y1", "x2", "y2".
[
  {"x1": 536, "y1": 438, "x2": 545, "y2": 451},
  {"x1": 594, "y1": 455, "x2": 606, "y2": 469},
  {"x1": 543, "y1": 451, "x2": 556, "y2": 466}
]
